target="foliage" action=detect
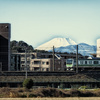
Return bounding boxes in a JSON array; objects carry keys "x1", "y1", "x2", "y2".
[
  {"x1": 1, "y1": 87, "x2": 100, "y2": 97},
  {"x1": 79, "y1": 86, "x2": 88, "y2": 89},
  {"x1": 23, "y1": 78, "x2": 33, "y2": 89},
  {"x1": 10, "y1": 40, "x2": 34, "y2": 52},
  {"x1": 59, "y1": 83, "x2": 65, "y2": 89}
]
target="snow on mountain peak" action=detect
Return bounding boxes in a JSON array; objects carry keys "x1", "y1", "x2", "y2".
[{"x1": 36, "y1": 38, "x2": 77, "y2": 50}]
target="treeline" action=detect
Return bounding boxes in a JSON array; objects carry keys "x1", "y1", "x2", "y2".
[
  {"x1": 10, "y1": 40, "x2": 34, "y2": 53},
  {"x1": 10, "y1": 40, "x2": 49, "y2": 53}
]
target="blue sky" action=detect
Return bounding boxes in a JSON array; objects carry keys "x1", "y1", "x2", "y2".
[{"x1": 0, "y1": 0, "x2": 100, "y2": 47}]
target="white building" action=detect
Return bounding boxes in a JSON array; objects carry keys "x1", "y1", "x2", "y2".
[
  {"x1": 97, "y1": 39, "x2": 100, "y2": 57},
  {"x1": 30, "y1": 58, "x2": 66, "y2": 71}
]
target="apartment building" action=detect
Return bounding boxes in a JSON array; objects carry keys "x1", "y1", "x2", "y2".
[
  {"x1": 11, "y1": 52, "x2": 36, "y2": 71},
  {"x1": 30, "y1": 55, "x2": 66, "y2": 71},
  {"x1": 10, "y1": 54, "x2": 21, "y2": 71}
]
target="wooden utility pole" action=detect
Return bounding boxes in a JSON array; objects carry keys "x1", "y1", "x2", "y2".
[
  {"x1": 53, "y1": 46, "x2": 55, "y2": 71},
  {"x1": 76, "y1": 45, "x2": 78, "y2": 73}
]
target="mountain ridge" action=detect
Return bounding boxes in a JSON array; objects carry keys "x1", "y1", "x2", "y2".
[
  {"x1": 36, "y1": 38, "x2": 77, "y2": 50},
  {"x1": 36, "y1": 38, "x2": 96, "y2": 56}
]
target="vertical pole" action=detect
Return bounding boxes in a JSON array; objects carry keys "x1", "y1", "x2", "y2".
[
  {"x1": 25, "y1": 48, "x2": 27, "y2": 79},
  {"x1": 76, "y1": 45, "x2": 78, "y2": 73},
  {"x1": 53, "y1": 46, "x2": 55, "y2": 71}
]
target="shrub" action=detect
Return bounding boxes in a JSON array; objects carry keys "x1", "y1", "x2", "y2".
[
  {"x1": 9, "y1": 91, "x2": 19, "y2": 98},
  {"x1": 23, "y1": 78, "x2": 33, "y2": 89},
  {"x1": 59, "y1": 83, "x2": 65, "y2": 89},
  {"x1": 79, "y1": 86, "x2": 87, "y2": 89},
  {"x1": 29, "y1": 94, "x2": 37, "y2": 97},
  {"x1": 19, "y1": 94, "x2": 27, "y2": 98},
  {"x1": 32, "y1": 87, "x2": 69, "y2": 97},
  {"x1": 66, "y1": 89, "x2": 82, "y2": 97},
  {"x1": 82, "y1": 90, "x2": 94, "y2": 97}
]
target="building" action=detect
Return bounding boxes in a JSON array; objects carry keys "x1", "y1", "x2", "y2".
[
  {"x1": 11, "y1": 52, "x2": 35, "y2": 71},
  {"x1": 11, "y1": 51, "x2": 84, "y2": 71},
  {"x1": 10, "y1": 54, "x2": 21, "y2": 71},
  {"x1": 30, "y1": 55, "x2": 66, "y2": 71},
  {"x1": 97, "y1": 39, "x2": 100, "y2": 58},
  {"x1": 0, "y1": 23, "x2": 11, "y2": 71}
]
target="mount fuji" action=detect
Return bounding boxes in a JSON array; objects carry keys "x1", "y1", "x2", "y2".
[
  {"x1": 36, "y1": 38, "x2": 96, "y2": 56},
  {"x1": 36, "y1": 38, "x2": 77, "y2": 50}
]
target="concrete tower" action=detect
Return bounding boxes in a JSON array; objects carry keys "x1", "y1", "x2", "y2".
[
  {"x1": 97, "y1": 39, "x2": 100, "y2": 58},
  {"x1": 0, "y1": 23, "x2": 11, "y2": 71}
]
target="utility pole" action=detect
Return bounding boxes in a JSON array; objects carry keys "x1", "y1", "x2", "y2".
[
  {"x1": 25, "y1": 48, "x2": 27, "y2": 79},
  {"x1": 76, "y1": 45, "x2": 78, "y2": 73},
  {"x1": 53, "y1": 46, "x2": 55, "y2": 71}
]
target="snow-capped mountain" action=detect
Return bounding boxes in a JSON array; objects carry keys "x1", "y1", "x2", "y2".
[
  {"x1": 36, "y1": 38, "x2": 77, "y2": 50},
  {"x1": 54, "y1": 43, "x2": 96, "y2": 56},
  {"x1": 36, "y1": 38, "x2": 96, "y2": 56}
]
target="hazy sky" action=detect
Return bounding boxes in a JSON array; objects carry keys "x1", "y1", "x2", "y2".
[{"x1": 0, "y1": 0, "x2": 100, "y2": 47}]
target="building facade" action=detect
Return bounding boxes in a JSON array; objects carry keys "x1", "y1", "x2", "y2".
[
  {"x1": 11, "y1": 52, "x2": 84, "y2": 71},
  {"x1": 30, "y1": 58, "x2": 66, "y2": 71},
  {"x1": 11, "y1": 52, "x2": 36, "y2": 71},
  {"x1": 0, "y1": 23, "x2": 11, "y2": 71},
  {"x1": 97, "y1": 39, "x2": 100, "y2": 58},
  {"x1": 10, "y1": 54, "x2": 21, "y2": 71}
]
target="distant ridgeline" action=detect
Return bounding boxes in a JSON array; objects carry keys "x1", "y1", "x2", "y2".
[
  {"x1": 10, "y1": 40, "x2": 82, "y2": 55},
  {"x1": 10, "y1": 40, "x2": 34, "y2": 52},
  {"x1": 10, "y1": 40, "x2": 81, "y2": 55}
]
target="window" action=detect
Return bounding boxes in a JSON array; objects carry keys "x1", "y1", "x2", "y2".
[
  {"x1": 94, "y1": 61, "x2": 98, "y2": 64},
  {"x1": 22, "y1": 65, "x2": 25, "y2": 67},
  {"x1": 42, "y1": 62, "x2": 45, "y2": 64},
  {"x1": 89, "y1": 61, "x2": 92, "y2": 64},
  {"x1": 80, "y1": 61, "x2": 83, "y2": 65},
  {"x1": 85, "y1": 61, "x2": 87, "y2": 64},
  {"x1": 27, "y1": 61, "x2": 30, "y2": 64},
  {"x1": 46, "y1": 68, "x2": 49, "y2": 71},
  {"x1": 42, "y1": 68, "x2": 45, "y2": 71},
  {"x1": 34, "y1": 61, "x2": 41, "y2": 64},
  {"x1": 46, "y1": 62, "x2": 49, "y2": 65},
  {"x1": 21, "y1": 61, "x2": 25, "y2": 64},
  {"x1": 67, "y1": 59, "x2": 72, "y2": 64},
  {"x1": 21, "y1": 55, "x2": 25, "y2": 57}
]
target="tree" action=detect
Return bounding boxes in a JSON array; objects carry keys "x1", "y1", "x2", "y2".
[
  {"x1": 10, "y1": 40, "x2": 34, "y2": 53},
  {"x1": 59, "y1": 83, "x2": 65, "y2": 89},
  {"x1": 23, "y1": 78, "x2": 33, "y2": 89},
  {"x1": 18, "y1": 41, "x2": 28, "y2": 47}
]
